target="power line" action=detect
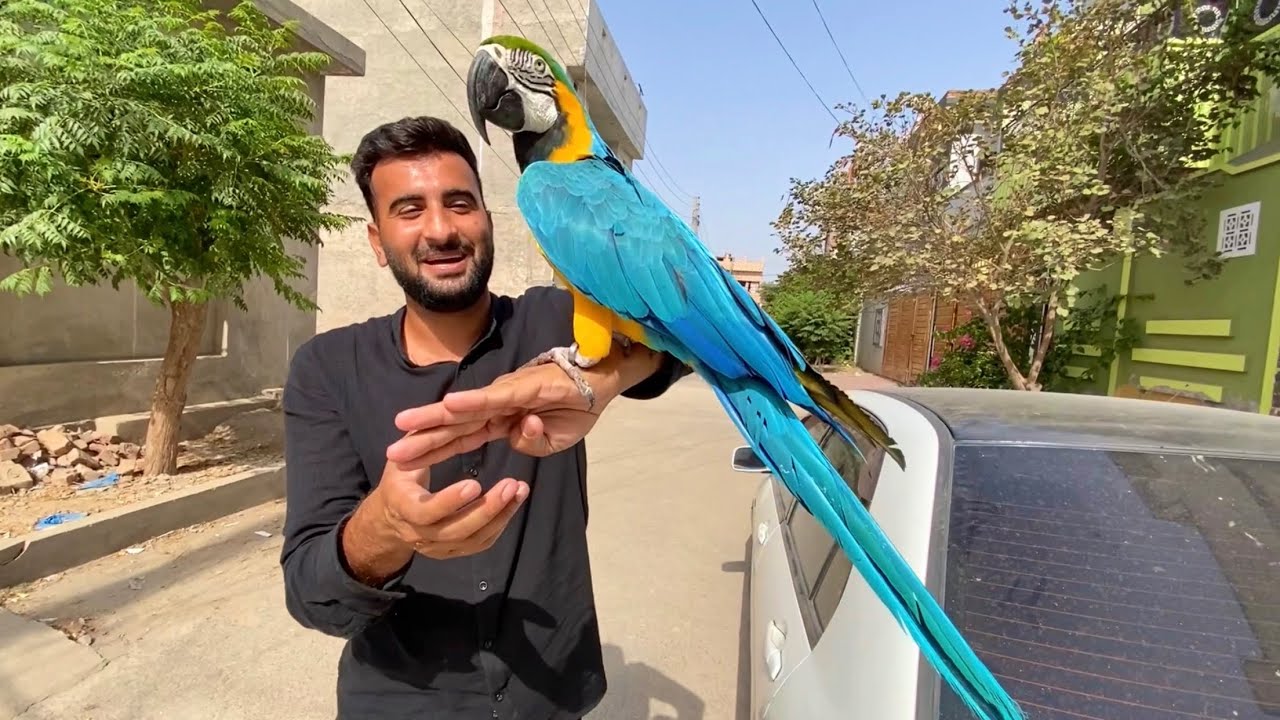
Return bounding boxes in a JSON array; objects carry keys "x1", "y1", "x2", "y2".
[
  {"x1": 643, "y1": 143, "x2": 693, "y2": 199},
  {"x1": 521, "y1": 0, "x2": 568, "y2": 58},
  {"x1": 632, "y1": 162, "x2": 690, "y2": 212},
  {"x1": 808, "y1": 0, "x2": 869, "y2": 105},
  {"x1": 394, "y1": 0, "x2": 465, "y2": 85},
  {"x1": 535, "y1": 0, "x2": 577, "y2": 61},
  {"x1": 635, "y1": 158, "x2": 691, "y2": 209},
  {"x1": 414, "y1": 0, "x2": 472, "y2": 56},
  {"x1": 563, "y1": 0, "x2": 587, "y2": 35},
  {"x1": 494, "y1": 0, "x2": 528, "y2": 35},
  {"x1": 358, "y1": 0, "x2": 520, "y2": 179},
  {"x1": 747, "y1": 0, "x2": 840, "y2": 124}
]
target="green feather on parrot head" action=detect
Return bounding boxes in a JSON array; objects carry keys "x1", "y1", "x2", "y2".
[{"x1": 466, "y1": 35, "x2": 575, "y2": 144}]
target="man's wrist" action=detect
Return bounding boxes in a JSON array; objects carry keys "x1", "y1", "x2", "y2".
[{"x1": 340, "y1": 488, "x2": 414, "y2": 588}]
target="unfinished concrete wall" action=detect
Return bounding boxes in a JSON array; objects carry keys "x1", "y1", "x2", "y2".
[
  {"x1": 0, "y1": 2, "x2": 365, "y2": 428},
  {"x1": 289, "y1": 0, "x2": 648, "y2": 332}
]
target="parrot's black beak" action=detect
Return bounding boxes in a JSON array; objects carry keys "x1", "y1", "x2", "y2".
[{"x1": 466, "y1": 49, "x2": 523, "y2": 145}]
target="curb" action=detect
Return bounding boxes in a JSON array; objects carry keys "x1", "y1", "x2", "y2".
[
  {"x1": 94, "y1": 395, "x2": 278, "y2": 444},
  {"x1": 0, "y1": 464, "x2": 286, "y2": 588}
]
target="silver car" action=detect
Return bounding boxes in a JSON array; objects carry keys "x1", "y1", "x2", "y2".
[{"x1": 735, "y1": 387, "x2": 1280, "y2": 719}]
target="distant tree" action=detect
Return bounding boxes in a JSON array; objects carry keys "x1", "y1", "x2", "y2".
[
  {"x1": 0, "y1": 0, "x2": 354, "y2": 474},
  {"x1": 761, "y1": 265, "x2": 857, "y2": 366},
  {"x1": 775, "y1": 0, "x2": 1280, "y2": 390}
]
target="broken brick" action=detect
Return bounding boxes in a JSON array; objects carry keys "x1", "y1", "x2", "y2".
[
  {"x1": 35, "y1": 428, "x2": 72, "y2": 457},
  {"x1": 0, "y1": 461, "x2": 33, "y2": 492}
]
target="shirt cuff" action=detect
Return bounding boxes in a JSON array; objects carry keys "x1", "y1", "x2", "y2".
[{"x1": 621, "y1": 352, "x2": 693, "y2": 400}]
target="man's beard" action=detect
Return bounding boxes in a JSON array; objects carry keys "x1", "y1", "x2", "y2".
[{"x1": 386, "y1": 235, "x2": 495, "y2": 313}]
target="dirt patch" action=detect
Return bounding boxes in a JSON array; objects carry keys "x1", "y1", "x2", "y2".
[{"x1": 0, "y1": 422, "x2": 282, "y2": 539}]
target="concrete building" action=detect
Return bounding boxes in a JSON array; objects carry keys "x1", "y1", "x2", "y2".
[
  {"x1": 292, "y1": 0, "x2": 648, "y2": 332},
  {"x1": 715, "y1": 253, "x2": 764, "y2": 301},
  {"x1": 0, "y1": 0, "x2": 365, "y2": 428},
  {"x1": 1, "y1": 0, "x2": 648, "y2": 429}
]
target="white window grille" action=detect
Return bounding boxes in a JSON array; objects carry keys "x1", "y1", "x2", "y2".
[
  {"x1": 872, "y1": 306, "x2": 886, "y2": 347},
  {"x1": 1217, "y1": 201, "x2": 1260, "y2": 259}
]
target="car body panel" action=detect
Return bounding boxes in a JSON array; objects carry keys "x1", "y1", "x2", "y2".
[
  {"x1": 745, "y1": 386, "x2": 1280, "y2": 720},
  {"x1": 756, "y1": 391, "x2": 944, "y2": 720},
  {"x1": 749, "y1": 468, "x2": 813, "y2": 716}
]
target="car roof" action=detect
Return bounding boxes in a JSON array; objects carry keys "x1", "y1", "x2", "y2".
[{"x1": 877, "y1": 386, "x2": 1280, "y2": 459}]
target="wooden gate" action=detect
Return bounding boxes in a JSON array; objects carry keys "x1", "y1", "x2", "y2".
[{"x1": 877, "y1": 293, "x2": 979, "y2": 384}]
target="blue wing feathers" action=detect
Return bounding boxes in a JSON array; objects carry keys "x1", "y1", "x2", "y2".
[
  {"x1": 517, "y1": 157, "x2": 1024, "y2": 720},
  {"x1": 518, "y1": 159, "x2": 812, "y2": 399}
]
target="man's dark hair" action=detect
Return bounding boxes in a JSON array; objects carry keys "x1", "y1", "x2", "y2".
[{"x1": 351, "y1": 116, "x2": 483, "y2": 218}]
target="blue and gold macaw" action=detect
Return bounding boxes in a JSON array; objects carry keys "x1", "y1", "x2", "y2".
[{"x1": 466, "y1": 37, "x2": 1023, "y2": 720}]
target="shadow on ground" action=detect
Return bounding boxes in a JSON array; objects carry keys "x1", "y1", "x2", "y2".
[
  {"x1": 725, "y1": 538, "x2": 751, "y2": 720},
  {"x1": 590, "y1": 537, "x2": 752, "y2": 720},
  {"x1": 590, "y1": 643, "x2": 705, "y2": 720}
]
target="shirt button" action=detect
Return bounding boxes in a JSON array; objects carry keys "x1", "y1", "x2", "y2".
[
  {"x1": 478, "y1": 580, "x2": 489, "y2": 591},
  {"x1": 466, "y1": 465, "x2": 479, "y2": 477},
  {"x1": 482, "y1": 639, "x2": 493, "y2": 649},
  {"x1": 494, "y1": 691, "x2": 504, "y2": 702}
]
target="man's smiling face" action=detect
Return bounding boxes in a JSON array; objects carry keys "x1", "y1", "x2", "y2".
[{"x1": 366, "y1": 151, "x2": 495, "y2": 313}]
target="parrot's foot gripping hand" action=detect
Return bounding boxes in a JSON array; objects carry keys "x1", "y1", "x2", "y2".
[
  {"x1": 522, "y1": 334, "x2": 638, "y2": 411},
  {"x1": 521, "y1": 343, "x2": 600, "y2": 411}
]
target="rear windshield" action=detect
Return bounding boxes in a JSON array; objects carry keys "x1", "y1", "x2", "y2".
[{"x1": 938, "y1": 445, "x2": 1280, "y2": 720}]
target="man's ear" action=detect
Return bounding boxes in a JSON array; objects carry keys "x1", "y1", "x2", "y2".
[{"x1": 367, "y1": 221, "x2": 388, "y2": 267}]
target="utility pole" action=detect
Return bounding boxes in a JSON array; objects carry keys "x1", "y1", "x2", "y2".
[{"x1": 691, "y1": 195, "x2": 701, "y2": 237}]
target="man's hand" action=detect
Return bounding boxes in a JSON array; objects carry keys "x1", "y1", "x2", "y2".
[
  {"x1": 386, "y1": 344, "x2": 666, "y2": 470},
  {"x1": 340, "y1": 462, "x2": 529, "y2": 586}
]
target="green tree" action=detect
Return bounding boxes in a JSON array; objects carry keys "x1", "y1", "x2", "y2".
[
  {"x1": 761, "y1": 277, "x2": 856, "y2": 366},
  {"x1": 775, "y1": 0, "x2": 1280, "y2": 391},
  {"x1": 0, "y1": 0, "x2": 353, "y2": 475}
]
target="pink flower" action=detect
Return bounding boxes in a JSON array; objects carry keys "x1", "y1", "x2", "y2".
[
  {"x1": 957, "y1": 334, "x2": 975, "y2": 350},
  {"x1": 929, "y1": 355, "x2": 942, "y2": 370}
]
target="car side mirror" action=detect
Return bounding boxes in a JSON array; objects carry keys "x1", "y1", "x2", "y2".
[{"x1": 731, "y1": 446, "x2": 770, "y2": 473}]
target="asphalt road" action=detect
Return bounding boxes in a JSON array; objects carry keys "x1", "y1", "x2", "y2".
[{"x1": 3, "y1": 376, "x2": 766, "y2": 720}]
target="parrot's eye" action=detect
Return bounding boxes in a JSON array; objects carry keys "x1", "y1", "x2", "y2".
[{"x1": 535, "y1": 58, "x2": 546, "y2": 72}]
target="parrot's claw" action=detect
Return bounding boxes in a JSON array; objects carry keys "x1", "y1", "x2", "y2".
[{"x1": 521, "y1": 344, "x2": 598, "y2": 411}]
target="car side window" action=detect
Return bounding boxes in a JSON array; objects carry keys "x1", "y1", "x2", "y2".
[
  {"x1": 774, "y1": 414, "x2": 830, "y2": 519},
  {"x1": 781, "y1": 411, "x2": 891, "y2": 643}
]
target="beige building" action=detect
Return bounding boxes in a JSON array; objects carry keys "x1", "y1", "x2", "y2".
[
  {"x1": 716, "y1": 253, "x2": 765, "y2": 301},
  {"x1": 0, "y1": 0, "x2": 647, "y2": 428},
  {"x1": 295, "y1": 0, "x2": 647, "y2": 332}
]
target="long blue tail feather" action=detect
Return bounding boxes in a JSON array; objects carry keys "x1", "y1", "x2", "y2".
[{"x1": 706, "y1": 372, "x2": 1025, "y2": 720}]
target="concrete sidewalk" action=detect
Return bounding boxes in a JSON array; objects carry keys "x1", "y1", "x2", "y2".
[{"x1": 2, "y1": 377, "x2": 756, "y2": 720}]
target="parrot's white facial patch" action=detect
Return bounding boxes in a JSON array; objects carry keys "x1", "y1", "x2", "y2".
[{"x1": 488, "y1": 44, "x2": 560, "y2": 135}]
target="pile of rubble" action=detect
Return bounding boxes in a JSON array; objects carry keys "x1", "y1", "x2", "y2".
[{"x1": 0, "y1": 424, "x2": 142, "y2": 493}]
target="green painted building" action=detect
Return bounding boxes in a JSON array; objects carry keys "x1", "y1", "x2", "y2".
[{"x1": 1070, "y1": 18, "x2": 1280, "y2": 414}]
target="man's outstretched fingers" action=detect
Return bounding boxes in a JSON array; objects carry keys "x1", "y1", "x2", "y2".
[
  {"x1": 439, "y1": 373, "x2": 554, "y2": 414},
  {"x1": 469, "y1": 481, "x2": 530, "y2": 549},
  {"x1": 425, "y1": 478, "x2": 523, "y2": 543},
  {"x1": 395, "y1": 477, "x2": 482, "y2": 527},
  {"x1": 387, "y1": 419, "x2": 498, "y2": 468}
]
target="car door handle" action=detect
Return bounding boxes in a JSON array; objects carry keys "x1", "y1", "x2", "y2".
[{"x1": 764, "y1": 619, "x2": 786, "y2": 681}]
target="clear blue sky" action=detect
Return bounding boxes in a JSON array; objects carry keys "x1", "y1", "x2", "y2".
[{"x1": 596, "y1": 0, "x2": 1019, "y2": 280}]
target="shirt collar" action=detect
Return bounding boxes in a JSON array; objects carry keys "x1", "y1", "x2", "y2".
[{"x1": 391, "y1": 293, "x2": 508, "y2": 372}]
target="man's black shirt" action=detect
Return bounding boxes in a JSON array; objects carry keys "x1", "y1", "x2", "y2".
[{"x1": 279, "y1": 286, "x2": 687, "y2": 720}]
